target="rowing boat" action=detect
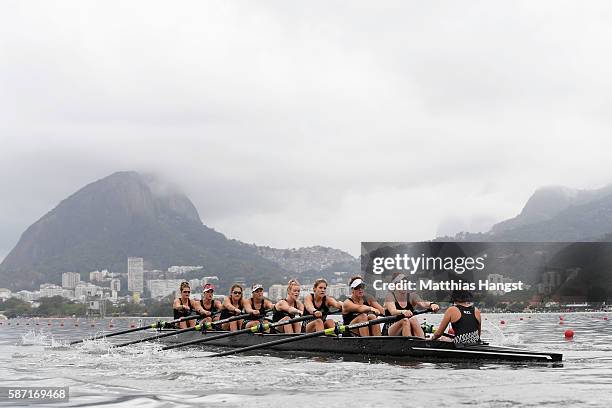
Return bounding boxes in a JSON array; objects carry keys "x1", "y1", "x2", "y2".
[{"x1": 154, "y1": 329, "x2": 562, "y2": 362}]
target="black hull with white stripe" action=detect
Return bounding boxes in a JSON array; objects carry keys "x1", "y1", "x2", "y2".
[{"x1": 156, "y1": 330, "x2": 562, "y2": 362}]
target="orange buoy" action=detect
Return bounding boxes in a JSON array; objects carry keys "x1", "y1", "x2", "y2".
[
  {"x1": 559, "y1": 321, "x2": 564, "y2": 325},
  {"x1": 519, "y1": 317, "x2": 523, "y2": 320},
  {"x1": 559, "y1": 316, "x2": 564, "y2": 320},
  {"x1": 604, "y1": 316, "x2": 609, "y2": 321},
  {"x1": 130, "y1": 322, "x2": 136, "y2": 328},
  {"x1": 564, "y1": 329, "x2": 574, "y2": 339},
  {"x1": 500, "y1": 320, "x2": 505, "y2": 325}
]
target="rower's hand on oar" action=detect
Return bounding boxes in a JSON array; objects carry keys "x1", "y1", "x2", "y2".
[
  {"x1": 199, "y1": 310, "x2": 211, "y2": 317},
  {"x1": 430, "y1": 303, "x2": 440, "y2": 312},
  {"x1": 401, "y1": 310, "x2": 413, "y2": 318},
  {"x1": 313, "y1": 310, "x2": 323, "y2": 319},
  {"x1": 369, "y1": 307, "x2": 383, "y2": 316},
  {"x1": 251, "y1": 310, "x2": 260, "y2": 317}
]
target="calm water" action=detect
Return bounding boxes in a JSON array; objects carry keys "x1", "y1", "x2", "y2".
[{"x1": 0, "y1": 313, "x2": 611, "y2": 407}]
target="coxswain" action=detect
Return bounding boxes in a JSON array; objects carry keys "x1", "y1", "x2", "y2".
[
  {"x1": 341, "y1": 276, "x2": 385, "y2": 336},
  {"x1": 198, "y1": 283, "x2": 222, "y2": 325},
  {"x1": 243, "y1": 283, "x2": 274, "y2": 330},
  {"x1": 383, "y1": 273, "x2": 440, "y2": 337},
  {"x1": 303, "y1": 278, "x2": 342, "y2": 333},
  {"x1": 220, "y1": 284, "x2": 245, "y2": 331},
  {"x1": 172, "y1": 282, "x2": 204, "y2": 329},
  {"x1": 431, "y1": 289, "x2": 481, "y2": 344},
  {"x1": 272, "y1": 279, "x2": 305, "y2": 333}
]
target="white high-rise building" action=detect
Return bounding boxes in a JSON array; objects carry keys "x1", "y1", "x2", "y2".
[
  {"x1": 128, "y1": 257, "x2": 144, "y2": 293},
  {"x1": 62, "y1": 272, "x2": 80, "y2": 289},
  {"x1": 147, "y1": 279, "x2": 184, "y2": 299}
]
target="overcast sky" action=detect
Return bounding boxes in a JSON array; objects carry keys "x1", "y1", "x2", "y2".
[{"x1": 1, "y1": 1, "x2": 612, "y2": 258}]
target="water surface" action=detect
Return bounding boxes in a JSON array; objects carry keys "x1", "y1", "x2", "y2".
[{"x1": 0, "y1": 313, "x2": 610, "y2": 407}]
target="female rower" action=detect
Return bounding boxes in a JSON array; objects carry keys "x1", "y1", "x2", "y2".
[
  {"x1": 272, "y1": 279, "x2": 305, "y2": 333},
  {"x1": 304, "y1": 278, "x2": 342, "y2": 333},
  {"x1": 219, "y1": 284, "x2": 244, "y2": 331},
  {"x1": 173, "y1": 282, "x2": 204, "y2": 329},
  {"x1": 198, "y1": 283, "x2": 222, "y2": 324},
  {"x1": 342, "y1": 276, "x2": 385, "y2": 336},
  {"x1": 431, "y1": 289, "x2": 481, "y2": 344},
  {"x1": 243, "y1": 283, "x2": 275, "y2": 330},
  {"x1": 383, "y1": 273, "x2": 440, "y2": 337}
]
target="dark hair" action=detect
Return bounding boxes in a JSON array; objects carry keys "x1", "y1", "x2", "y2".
[
  {"x1": 230, "y1": 284, "x2": 244, "y2": 299},
  {"x1": 451, "y1": 289, "x2": 473, "y2": 302},
  {"x1": 313, "y1": 278, "x2": 328, "y2": 289}
]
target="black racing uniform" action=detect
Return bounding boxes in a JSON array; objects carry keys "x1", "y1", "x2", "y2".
[
  {"x1": 450, "y1": 304, "x2": 481, "y2": 344},
  {"x1": 382, "y1": 292, "x2": 414, "y2": 335},
  {"x1": 173, "y1": 297, "x2": 193, "y2": 321},
  {"x1": 199, "y1": 298, "x2": 219, "y2": 315},
  {"x1": 272, "y1": 298, "x2": 299, "y2": 322},
  {"x1": 244, "y1": 298, "x2": 268, "y2": 324},
  {"x1": 304, "y1": 294, "x2": 330, "y2": 320},
  {"x1": 342, "y1": 297, "x2": 371, "y2": 325},
  {"x1": 219, "y1": 299, "x2": 243, "y2": 321}
]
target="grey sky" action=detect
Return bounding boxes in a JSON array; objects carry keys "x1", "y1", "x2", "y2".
[{"x1": 1, "y1": 1, "x2": 612, "y2": 258}]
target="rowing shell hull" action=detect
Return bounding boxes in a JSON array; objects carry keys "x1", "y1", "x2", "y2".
[{"x1": 157, "y1": 330, "x2": 562, "y2": 362}]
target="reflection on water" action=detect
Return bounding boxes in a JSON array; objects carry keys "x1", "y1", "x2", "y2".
[{"x1": 0, "y1": 313, "x2": 611, "y2": 407}]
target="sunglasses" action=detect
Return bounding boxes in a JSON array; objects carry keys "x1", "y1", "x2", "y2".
[
  {"x1": 233, "y1": 291, "x2": 242, "y2": 295},
  {"x1": 182, "y1": 290, "x2": 190, "y2": 293}
]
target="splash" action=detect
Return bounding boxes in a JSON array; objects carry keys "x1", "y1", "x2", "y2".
[{"x1": 18, "y1": 330, "x2": 53, "y2": 346}]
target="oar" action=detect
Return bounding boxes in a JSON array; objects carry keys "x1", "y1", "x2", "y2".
[
  {"x1": 211, "y1": 309, "x2": 432, "y2": 357},
  {"x1": 162, "y1": 313, "x2": 320, "y2": 351},
  {"x1": 113, "y1": 312, "x2": 252, "y2": 348},
  {"x1": 69, "y1": 313, "x2": 210, "y2": 345}
]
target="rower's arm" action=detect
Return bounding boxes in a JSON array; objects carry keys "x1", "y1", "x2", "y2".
[
  {"x1": 475, "y1": 308, "x2": 482, "y2": 336},
  {"x1": 190, "y1": 299, "x2": 205, "y2": 314},
  {"x1": 304, "y1": 295, "x2": 316, "y2": 314},
  {"x1": 222, "y1": 297, "x2": 236, "y2": 313},
  {"x1": 384, "y1": 300, "x2": 398, "y2": 315},
  {"x1": 276, "y1": 299, "x2": 301, "y2": 315},
  {"x1": 431, "y1": 311, "x2": 453, "y2": 340},
  {"x1": 342, "y1": 299, "x2": 361, "y2": 314},
  {"x1": 242, "y1": 298, "x2": 254, "y2": 314},
  {"x1": 369, "y1": 298, "x2": 385, "y2": 315},
  {"x1": 327, "y1": 296, "x2": 343, "y2": 310},
  {"x1": 172, "y1": 299, "x2": 182, "y2": 310}
]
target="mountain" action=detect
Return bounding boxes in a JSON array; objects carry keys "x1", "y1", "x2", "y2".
[
  {"x1": 255, "y1": 245, "x2": 359, "y2": 276},
  {"x1": 441, "y1": 184, "x2": 612, "y2": 242},
  {"x1": 0, "y1": 171, "x2": 290, "y2": 290}
]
